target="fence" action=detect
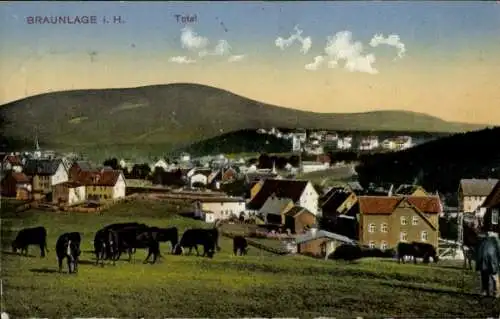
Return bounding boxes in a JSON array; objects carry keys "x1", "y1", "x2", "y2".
[{"x1": 221, "y1": 230, "x2": 290, "y2": 255}]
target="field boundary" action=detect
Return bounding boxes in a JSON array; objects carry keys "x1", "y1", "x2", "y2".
[{"x1": 221, "y1": 231, "x2": 290, "y2": 255}]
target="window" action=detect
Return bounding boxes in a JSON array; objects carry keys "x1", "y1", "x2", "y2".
[
  {"x1": 412, "y1": 216, "x2": 419, "y2": 226},
  {"x1": 400, "y1": 231, "x2": 408, "y2": 242},
  {"x1": 380, "y1": 223, "x2": 388, "y2": 233},
  {"x1": 492, "y1": 208, "x2": 499, "y2": 225},
  {"x1": 400, "y1": 216, "x2": 408, "y2": 226},
  {"x1": 368, "y1": 241, "x2": 376, "y2": 249},
  {"x1": 368, "y1": 223, "x2": 376, "y2": 233},
  {"x1": 421, "y1": 231, "x2": 428, "y2": 242},
  {"x1": 380, "y1": 241, "x2": 388, "y2": 250}
]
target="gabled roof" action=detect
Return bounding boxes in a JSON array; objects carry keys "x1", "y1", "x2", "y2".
[
  {"x1": 193, "y1": 168, "x2": 213, "y2": 177},
  {"x1": 482, "y1": 180, "x2": 500, "y2": 208},
  {"x1": 358, "y1": 196, "x2": 442, "y2": 215},
  {"x1": 459, "y1": 178, "x2": 498, "y2": 197},
  {"x1": 321, "y1": 189, "x2": 353, "y2": 213},
  {"x1": 5, "y1": 172, "x2": 30, "y2": 183},
  {"x1": 23, "y1": 159, "x2": 63, "y2": 176},
  {"x1": 260, "y1": 196, "x2": 293, "y2": 214},
  {"x1": 284, "y1": 206, "x2": 314, "y2": 217},
  {"x1": 247, "y1": 179, "x2": 310, "y2": 210},
  {"x1": 73, "y1": 161, "x2": 93, "y2": 171}
]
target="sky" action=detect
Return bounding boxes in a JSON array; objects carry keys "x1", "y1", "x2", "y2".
[{"x1": 1, "y1": 1, "x2": 500, "y2": 124}]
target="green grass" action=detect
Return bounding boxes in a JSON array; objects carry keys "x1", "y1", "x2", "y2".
[{"x1": 2, "y1": 199, "x2": 499, "y2": 318}]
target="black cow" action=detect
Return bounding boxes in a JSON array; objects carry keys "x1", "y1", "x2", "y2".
[
  {"x1": 56, "y1": 232, "x2": 81, "y2": 273},
  {"x1": 331, "y1": 244, "x2": 363, "y2": 261},
  {"x1": 174, "y1": 228, "x2": 220, "y2": 258},
  {"x1": 113, "y1": 227, "x2": 162, "y2": 264},
  {"x1": 94, "y1": 228, "x2": 119, "y2": 266},
  {"x1": 397, "y1": 242, "x2": 439, "y2": 264},
  {"x1": 149, "y1": 227, "x2": 179, "y2": 253},
  {"x1": 12, "y1": 226, "x2": 49, "y2": 257},
  {"x1": 103, "y1": 222, "x2": 149, "y2": 255},
  {"x1": 233, "y1": 236, "x2": 249, "y2": 256}
]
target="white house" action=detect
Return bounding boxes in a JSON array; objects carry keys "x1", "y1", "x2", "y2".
[
  {"x1": 112, "y1": 171, "x2": 127, "y2": 199},
  {"x1": 458, "y1": 178, "x2": 498, "y2": 216},
  {"x1": 194, "y1": 197, "x2": 247, "y2": 222},
  {"x1": 337, "y1": 137, "x2": 352, "y2": 150},
  {"x1": 153, "y1": 158, "x2": 169, "y2": 171},
  {"x1": 51, "y1": 161, "x2": 69, "y2": 186},
  {"x1": 189, "y1": 168, "x2": 212, "y2": 187},
  {"x1": 53, "y1": 182, "x2": 86, "y2": 205},
  {"x1": 359, "y1": 136, "x2": 379, "y2": 151},
  {"x1": 301, "y1": 161, "x2": 329, "y2": 173}
]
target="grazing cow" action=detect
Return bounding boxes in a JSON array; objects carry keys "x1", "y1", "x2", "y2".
[
  {"x1": 331, "y1": 244, "x2": 363, "y2": 261},
  {"x1": 149, "y1": 226, "x2": 179, "y2": 253},
  {"x1": 233, "y1": 236, "x2": 249, "y2": 256},
  {"x1": 56, "y1": 232, "x2": 81, "y2": 273},
  {"x1": 397, "y1": 242, "x2": 439, "y2": 264},
  {"x1": 93, "y1": 228, "x2": 119, "y2": 266},
  {"x1": 11, "y1": 226, "x2": 49, "y2": 257},
  {"x1": 174, "y1": 228, "x2": 220, "y2": 258},
  {"x1": 113, "y1": 227, "x2": 162, "y2": 264}
]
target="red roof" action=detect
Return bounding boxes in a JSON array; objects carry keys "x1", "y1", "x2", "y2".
[
  {"x1": 358, "y1": 196, "x2": 442, "y2": 215},
  {"x1": 11, "y1": 172, "x2": 30, "y2": 183},
  {"x1": 76, "y1": 169, "x2": 123, "y2": 186},
  {"x1": 4, "y1": 155, "x2": 22, "y2": 166}
]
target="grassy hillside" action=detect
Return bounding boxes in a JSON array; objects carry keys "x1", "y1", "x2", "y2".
[
  {"x1": 356, "y1": 126, "x2": 500, "y2": 195},
  {"x1": 2, "y1": 199, "x2": 498, "y2": 318},
  {"x1": 0, "y1": 83, "x2": 485, "y2": 152}
]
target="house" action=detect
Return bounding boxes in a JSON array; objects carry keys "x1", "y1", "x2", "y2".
[
  {"x1": 358, "y1": 136, "x2": 379, "y2": 151},
  {"x1": 480, "y1": 180, "x2": 500, "y2": 234},
  {"x1": 321, "y1": 188, "x2": 358, "y2": 219},
  {"x1": 153, "y1": 158, "x2": 169, "y2": 171},
  {"x1": 259, "y1": 196, "x2": 294, "y2": 224},
  {"x1": 247, "y1": 179, "x2": 320, "y2": 216},
  {"x1": 189, "y1": 168, "x2": 213, "y2": 187},
  {"x1": 1, "y1": 172, "x2": 31, "y2": 199},
  {"x1": 76, "y1": 169, "x2": 126, "y2": 200},
  {"x1": 301, "y1": 161, "x2": 329, "y2": 173},
  {"x1": 69, "y1": 161, "x2": 93, "y2": 181},
  {"x1": 458, "y1": 178, "x2": 498, "y2": 216},
  {"x1": 221, "y1": 167, "x2": 238, "y2": 183},
  {"x1": 337, "y1": 136, "x2": 352, "y2": 150},
  {"x1": 152, "y1": 169, "x2": 185, "y2": 187},
  {"x1": 52, "y1": 182, "x2": 86, "y2": 205},
  {"x1": 23, "y1": 159, "x2": 69, "y2": 195},
  {"x1": 2, "y1": 155, "x2": 23, "y2": 172},
  {"x1": 283, "y1": 206, "x2": 316, "y2": 234},
  {"x1": 193, "y1": 197, "x2": 246, "y2": 223},
  {"x1": 395, "y1": 184, "x2": 428, "y2": 197},
  {"x1": 295, "y1": 226, "x2": 356, "y2": 259},
  {"x1": 356, "y1": 195, "x2": 442, "y2": 250}
]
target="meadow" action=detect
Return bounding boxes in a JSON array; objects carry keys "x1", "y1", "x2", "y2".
[{"x1": 2, "y1": 199, "x2": 499, "y2": 318}]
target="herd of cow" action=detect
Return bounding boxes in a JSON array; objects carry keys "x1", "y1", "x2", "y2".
[{"x1": 10, "y1": 222, "x2": 250, "y2": 274}]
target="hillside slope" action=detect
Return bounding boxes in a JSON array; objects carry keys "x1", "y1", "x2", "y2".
[
  {"x1": 356, "y1": 127, "x2": 500, "y2": 195},
  {"x1": 0, "y1": 83, "x2": 485, "y2": 149}
]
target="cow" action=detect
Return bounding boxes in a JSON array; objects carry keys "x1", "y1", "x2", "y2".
[
  {"x1": 148, "y1": 226, "x2": 179, "y2": 253},
  {"x1": 11, "y1": 226, "x2": 49, "y2": 257},
  {"x1": 102, "y1": 222, "x2": 149, "y2": 255},
  {"x1": 174, "y1": 228, "x2": 220, "y2": 258},
  {"x1": 94, "y1": 228, "x2": 119, "y2": 266},
  {"x1": 113, "y1": 227, "x2": 162, "y2": 264},
  {"x1": 397, "y1": 242, "x2": 439, "y2": 264},
  {"x1": 331, "y1": 244, "x2": 363, "y2": 261},
  {"x1": 56, "y1": 232, "x2": 81, "y2": 274},
  {"x1": 233, "y1": 236, "x2": 249, "y2": 256}
]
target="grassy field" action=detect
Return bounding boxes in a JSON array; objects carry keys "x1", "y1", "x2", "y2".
[{"x1": 2, "y1": 199, "x2": 499, "y2": 318}]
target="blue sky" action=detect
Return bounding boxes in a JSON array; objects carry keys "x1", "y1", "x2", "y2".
[{"x1": 1, "y1": 1, "x2": 499, "y2": 124}]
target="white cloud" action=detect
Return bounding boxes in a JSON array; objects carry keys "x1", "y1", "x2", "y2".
[
  {"x1": 324, "y1": 31, "x2": 378, "y2": 74},
  {"x1": 180, "y1": 27, "x2": 209, "y2": 51},
  {"x1": 228, "y1": 55, "x2": 245, "y2": 63},
  {"x1": 369, "y1": 33, "x2": 406, "y2": 59},
  {"x1": 199, "y1": 39, "x2": 232, "y2": 57},
  {"x1": 275, "y1": 25, "x2": 312, "y2": 54},
  {"x1": 304, "y1": 55, "x2": 325, "y2": 71},
  {"x1": 168, "y1": 56, "x2": 196, "y2": 64}
]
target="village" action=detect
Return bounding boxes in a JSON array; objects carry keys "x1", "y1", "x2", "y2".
[{"x1": 2, "y1": 132, "x2": 498, "y2": 260}]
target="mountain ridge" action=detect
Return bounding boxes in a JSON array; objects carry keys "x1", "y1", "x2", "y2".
[{"x1": 0, "y1": 83, "x2": 487, "y2": 150}]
